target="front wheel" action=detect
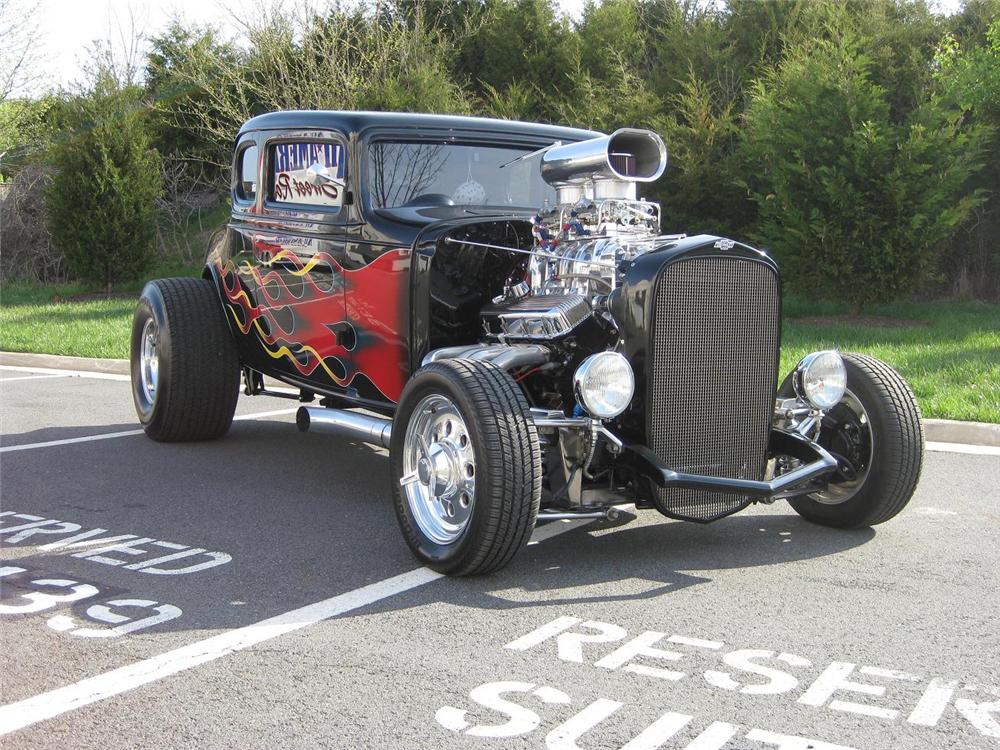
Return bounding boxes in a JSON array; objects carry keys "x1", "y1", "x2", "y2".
[
  {"x1": 390, "y1": 359, "x2": 541, "y2": 576},
  {"x1": 789, "y1": 353, "x2": 924, "y2": 528}
]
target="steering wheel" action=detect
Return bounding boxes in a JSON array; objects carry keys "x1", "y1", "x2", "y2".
[{"x1": 401, "y1": 193, "x2": 455, "y2": 207}]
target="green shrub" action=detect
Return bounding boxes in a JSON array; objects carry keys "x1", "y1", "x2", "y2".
[
  {"x1": 46, "y1": 90, "x2": 162, "y2": 293},
  {"x1": 156, "y1": 7, "x2": 469, "y2": 170},
  {"x1": 654, "y1": 71, "x2": 748, "y2": 236},
  {"x1": 739, "y1": 35, "x2": 987, "y2": 312},
  {"x1": 934, "y1": 17, "x2": 1000, "y2": 300}
]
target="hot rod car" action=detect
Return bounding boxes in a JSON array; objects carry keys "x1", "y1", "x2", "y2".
[{"x1": 131, "y1": 111, "x2": 924, "y2": 575}]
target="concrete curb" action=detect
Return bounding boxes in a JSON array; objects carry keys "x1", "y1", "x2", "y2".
[
  {"x1": 2, "y1": 350, "x2": 997, "y2": 446},
  {"x1": 923, "y1": 419, "x2": 1000, "y2": 448},
  {"x1": 0, "y1": 351, "x2": 129, "y2": 376}
]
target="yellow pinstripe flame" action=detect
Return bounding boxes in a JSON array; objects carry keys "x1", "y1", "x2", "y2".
[
  {"x1": 260, "y1": 250, "x2": 330, "y2": 277},
  {"x1": 225, "y1": 284, "x2": 254, "y2": 313},
  {"x1": 226, "y1": 304, "x2": 253, "y2": 335},
  {"x1": 219, "y1": 254, "x2": 346, "y2": 385},
  {"x1": 226, "y1": 305, "x2": 346, "y2": 385}
]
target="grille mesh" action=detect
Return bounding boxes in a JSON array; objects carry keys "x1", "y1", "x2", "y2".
[{"x1": 648, "y1": 256, "x2": 780, "y2": 521}]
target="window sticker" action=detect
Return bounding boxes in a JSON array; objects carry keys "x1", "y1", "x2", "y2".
[{"x1": 272, "y1": 142, "x2": 346, "y2": 208}]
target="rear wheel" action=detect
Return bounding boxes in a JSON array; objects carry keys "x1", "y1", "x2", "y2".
[
  {"x1": 390, "y1": 359, "x2": 541, "y2": 575},
  {"x1": 131, "y1": 278, "x2": 240, "y2": 442},
  {"x1": 789, "y1": 353, "x2": 923, "y2": 528}
]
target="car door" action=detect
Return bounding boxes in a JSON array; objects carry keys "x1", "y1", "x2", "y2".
[{"x1": 247, "y1": 131, "x2": 353, "y2": 390}]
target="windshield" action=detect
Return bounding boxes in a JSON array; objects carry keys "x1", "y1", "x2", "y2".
[{"x1": 367, "y1": 140, "x2": 557, "y2": 210}]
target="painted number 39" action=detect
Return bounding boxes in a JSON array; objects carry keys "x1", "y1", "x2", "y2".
[{"x1": 0, "y1": 566, "x2": 181, "y2": 637}]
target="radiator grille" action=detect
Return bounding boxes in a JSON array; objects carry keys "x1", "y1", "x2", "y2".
[{"x1": 648, "y1": 256, "x2": 780, "y2": 521}]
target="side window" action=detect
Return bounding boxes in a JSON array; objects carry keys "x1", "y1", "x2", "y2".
[
  {"x1": 237, "y1": 144, "x2": 258, "y2": 202},
  {"x1": 270, "y1": 141, "x2": 346, "y2": 209}
]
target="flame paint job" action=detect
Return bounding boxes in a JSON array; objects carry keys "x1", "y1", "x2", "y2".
[{"x1": 218, "y1": 241, "x2": 409, "y2": 402}]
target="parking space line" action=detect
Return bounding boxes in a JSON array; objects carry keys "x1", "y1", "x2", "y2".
[
  {"x1": 1, "y1": 428, "x2": 146, "y2": 452},
  {"x1": 0, "y1": 365, "x2": 129, "y2": 382},
  {"x1": 0, "y1": 374, "x2": 71, "y2": 383},
  {"x1": 0, "y1": 521, "x2": 582, "y2": 737},
  {"x1": 926, "y1": 441, "x2": 1000, "y2": 456},
  {"x1": 0, "y1": 567, "x2": 440, "y2": 736},
  {"x1": 0, "y1": 408, "x2": 300, "y2": 454}
]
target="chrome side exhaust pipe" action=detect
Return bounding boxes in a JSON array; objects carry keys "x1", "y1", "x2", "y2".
[
  {"x1": 536, "y1": 507, "x2": 623, "y2": 522},
  {"x1": 296, "y1": 406, "x2": 392, "y2": 449}
]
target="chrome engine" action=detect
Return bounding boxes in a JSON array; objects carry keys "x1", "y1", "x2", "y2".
[
  {"x1": 481, "y1": 293, "x2": 592, "y2": 339},
  {"x1": 483, "y1": 128, "x2": 684, "y2": 335},
  {"x1": 531, "y1": 201, "x2": 670, "y2": 298}
]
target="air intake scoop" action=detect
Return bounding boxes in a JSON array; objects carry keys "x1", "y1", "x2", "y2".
[{"x1": 540, "y1": 128, "x2": 668, "y2": 187}]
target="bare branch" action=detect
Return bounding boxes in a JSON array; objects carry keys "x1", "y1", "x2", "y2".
[
  {"x1": 79, "y1": 4, "x2": 148, "y2": 91},
  {"x1": 0, "y1": 0, "x2": 47, "y2": 100}
]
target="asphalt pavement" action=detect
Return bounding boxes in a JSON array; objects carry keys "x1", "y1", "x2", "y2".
[{"x1": 1, "y1": 364, "x2": 998, "y2": 750}]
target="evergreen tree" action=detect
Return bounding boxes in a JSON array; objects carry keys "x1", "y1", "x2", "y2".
[
  {"x1": 47, "y1": 87, "x2": 162, "y2": 294},
  {"x1": 740, "y1": 34, "x2": 987, "y2": 311}
]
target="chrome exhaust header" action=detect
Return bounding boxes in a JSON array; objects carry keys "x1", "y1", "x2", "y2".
[{"x1": 296, "y1": 406, "x2": 392, "y2": 449}]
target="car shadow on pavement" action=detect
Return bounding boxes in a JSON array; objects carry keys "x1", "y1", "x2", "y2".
[
  {"x1": 354, "y1": 512, "x2": 877, "y2": 618},
  {"x1": 0, "y1": 422, "x2": 412, "y2": 631},
  {"x1": 502, "y1": 515, "x2": 874, "y2": 605},
  {"x1": 2, "y1": 421, "x2": 877, "y2": 636}
]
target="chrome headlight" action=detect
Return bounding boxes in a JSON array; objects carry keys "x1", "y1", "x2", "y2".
[
  {"x1": 794, "y1": 350, "x2": 847, "y2": 411},
  {"x1": 573, "y1": 352, "x2": 635, "y2": 419}
]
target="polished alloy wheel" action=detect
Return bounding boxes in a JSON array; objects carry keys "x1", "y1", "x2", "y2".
[
  {"x1": 139, "y1": 318, "x2": 159, "y2": 405},
  {"x1": 812, "y1": 389, "x2": 873, "y2": 505},
  {"x1": 399, "y1": 394, "x2": 476, "y2": 544}
]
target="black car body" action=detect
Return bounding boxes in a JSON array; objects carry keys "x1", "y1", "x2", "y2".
[{"x1": 132, "y1": 111, "x2": 925, "y2": 575}]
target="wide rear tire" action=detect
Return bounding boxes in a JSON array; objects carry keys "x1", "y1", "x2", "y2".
[
  {"x1": 789, "y1": 353, "x2": 924, "y2": 528},
  {"x1": 390, "y1": 359, "x2": 541, "y2": 576},
  {"x1": 130, "y1": 278, "x2": 240, "y2": 442}
]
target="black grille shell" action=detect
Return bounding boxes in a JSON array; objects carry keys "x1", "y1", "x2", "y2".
[{"x1": 647, "y1": 255, "x2": 781, "y2": 521}]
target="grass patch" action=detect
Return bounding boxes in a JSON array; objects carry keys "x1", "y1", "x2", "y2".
[
  {"x1": 0, "y1": 297, "x2": 138, "y2": 359},
  {"x1": 780, "y1": 297, "x2": 999, "y2": 424},
  {"x1": 1, "y1": 281, "x2": 996, "y2": 422},
  {"x1": 0, "y1": 259, "x2": 202, "y2": 359},
  {"x1": 0, "y1": 201, "x2": 227, "y2": 357}
]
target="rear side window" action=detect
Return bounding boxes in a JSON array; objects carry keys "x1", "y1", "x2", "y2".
[
  {"x1": 237, "y1": 145, "x2": 258, "y2": 202},
  {"x1": 270, "y1": 141, "x2": 346, "y2": 209}
]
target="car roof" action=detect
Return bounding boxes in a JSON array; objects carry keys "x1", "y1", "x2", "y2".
[{"x1": 239, "y1": 110, "x2": 603, "y2": 142}]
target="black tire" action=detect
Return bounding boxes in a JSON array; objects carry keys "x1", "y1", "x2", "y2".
[
  {"x1": 390, "y1": 359, "x2": 542, "y2": 576},
  {"x1": 130, "y1": 278, "x2": 240, "y2": 442},
  {"x1": 789, "y1": 353, "x2": 923, "y2": 528}
]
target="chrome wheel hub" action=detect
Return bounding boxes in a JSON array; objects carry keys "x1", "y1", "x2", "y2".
[
  {"x1": 139, "y1": 318, "x2": 159, "y2": 405},
  {"x1": 813, "y1": 389, "x2": 873, "y2": 505},
  {"x1": 400, "y1": 394, "x2": 476, "y2": 544}
]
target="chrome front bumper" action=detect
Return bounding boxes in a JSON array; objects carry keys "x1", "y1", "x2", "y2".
[{"x1": 618, "y1": 428, "x2": 839, "y2": 499}]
